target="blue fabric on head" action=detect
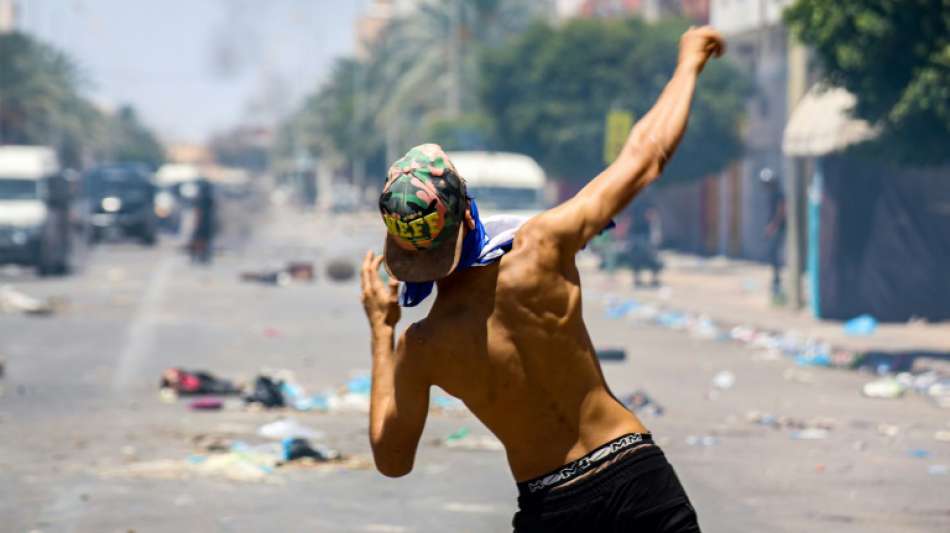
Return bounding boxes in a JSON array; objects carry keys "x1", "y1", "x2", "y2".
[{"x1": 400, "y1": 197, "x2": 487, "y2": 307}]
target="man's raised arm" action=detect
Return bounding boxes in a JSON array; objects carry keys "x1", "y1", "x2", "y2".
[
  {"x1": 360, "y1": 252, "x2": 430, "y2": 478},
  {"x1": 534, "y1": 26, "x2": 725, "y2": 253}
]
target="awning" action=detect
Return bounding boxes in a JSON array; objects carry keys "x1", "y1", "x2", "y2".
[{"x1": 783, "y1": 85, "x2": 880, "y2": 157}]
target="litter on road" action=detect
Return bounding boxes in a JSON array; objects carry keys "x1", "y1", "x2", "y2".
[
  {"x1": 257, "y1": 418, "x2": 324, "y2": 441},
  {"x1": 711, "y1": 370, "x2": 736, "y2": 390},
  {"x1": 0, "y1": 285, "x2": 61, "y2": 316},
  {"x1": 862, "y1": 378, "x2": 907, "y2": 399},
  {"x1": 620, "y1": 389, "x2": 664, "y2": 417},
  {"x1": 160, "y1": 368, "x2": 241, "y2": 396},
  {"x1": 438, "y1": 427, "x2": 504, "y2": 451},
  {"x1": 326, "y1": 258, "x2": 356, "y2": 282},
  {"x1": 596, "y1": 348, "x2": 627, "y2": 362}
]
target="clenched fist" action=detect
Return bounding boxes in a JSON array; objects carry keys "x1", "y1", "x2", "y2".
[{"x1": 678, "y1": 26, "x2": 726, "y2": 73}]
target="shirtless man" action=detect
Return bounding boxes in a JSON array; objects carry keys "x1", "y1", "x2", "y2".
[{"x1": 360, "y1": 26, "x2": 724, "y2": 532}]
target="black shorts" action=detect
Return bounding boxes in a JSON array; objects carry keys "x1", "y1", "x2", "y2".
[{"x1": 513, "y1": 433, "x2": 700, "y2": 533}]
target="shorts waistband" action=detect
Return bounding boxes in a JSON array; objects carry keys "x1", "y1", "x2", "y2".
[{"x1": 517, "y1": 432, "x2": 654, "y2": 496}]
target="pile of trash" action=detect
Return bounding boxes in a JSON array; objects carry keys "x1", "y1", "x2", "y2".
[
  {"x1": 159, "y1": 367, "x2": 468, "y2": 415},
  {"x1": 602, "y1": 297, "x2": 950, "y2": 408},
  {"x1": 102, "y1": 420, "x2": 365, "y2": 483}
]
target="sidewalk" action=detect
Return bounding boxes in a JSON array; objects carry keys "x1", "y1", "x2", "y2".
[{"x1": 584, "y1": 251, "x2": 950, "y2": 363}]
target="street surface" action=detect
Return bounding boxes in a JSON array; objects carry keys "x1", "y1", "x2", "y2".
[{"x1": 1, "y1": 205, "x2": 948, "y2": 533}]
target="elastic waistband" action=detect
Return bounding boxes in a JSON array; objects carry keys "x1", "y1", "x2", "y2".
[{"x1": 517, "y1": 432, "x2": 654, "y2": 496}]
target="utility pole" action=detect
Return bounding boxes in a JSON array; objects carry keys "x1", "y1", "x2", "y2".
[
  {"x1": 784, "y1": 31, "x2": 809, "y2": 309},
  {"x1": 446, "y1": 0, "x2": 462, "y2": 118}
]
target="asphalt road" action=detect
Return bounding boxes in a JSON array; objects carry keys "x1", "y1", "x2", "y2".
[{"x1": 1, "y1": 206, "x2": 947, "y2": 533}]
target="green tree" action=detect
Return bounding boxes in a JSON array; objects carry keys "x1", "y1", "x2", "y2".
[
  {"x1": 0, "y1": 32, "x2": 165, "y2": 168},
  {"x1": 784, "y1": 0, "x2": 950, "y2": 164},
  {"x1": 273, "y1": 0, "x2": 547, "y2": 179},
  {"x1": 481, "y1": 18, "x2": 750, "y2": 183},
  {"x1": 0, "y1": 31, "x2": 97, "y2": 166},
  {"x1": 108, "y1": 105, "x2": 165, "y2": 168}
]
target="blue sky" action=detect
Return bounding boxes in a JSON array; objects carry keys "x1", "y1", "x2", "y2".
[{"x1": 18, "y1": 0, "x2": 368, "y2": 142}]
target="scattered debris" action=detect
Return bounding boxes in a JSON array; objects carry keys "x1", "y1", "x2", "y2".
[
  {"x1": 0, "y1": 285, "x2": 60, "y2": 315},
  {"x1": 877, "y1": 424, "x2": 901, "y2": 437},
  {"x1": 782, "y1": 368, "x2": 815, "y2": 384},
  {"x1": 790, "y1": 428, "x2": 829, "y2": 440},
  {"x1": 605, "y1": 300, "x2": 638, "y2": 319},
  {"x1": 843, "y1": 314, "x2": 878, "y2": 337},
  {"x1": 711, "y1": 371, "x2": 736, "y2": 390},
  {"x1": 928, "y1": 464, "x2": 948, "y2": 476},
  {"x1": 282, "y1": 437, "x2": 339, "y2": 462},
  {"x1": 326, "y1": 258, "x2": 356, "y2": 282},
  {"x1": 862, "y1": 378, "x2": 907, "y2": 399},
  {"x1": 241, "y1": 262, "x2": 316, "y2": 286},
  {"x1": 746, "y1": 411, "x2": 836, "y2": 433},
  {"x1": 189, "y1": 398, "x2": 223, "y2": 411},
  {"x1": 620, "y1": 389, "x2": 664, "y2": 417},
  {"x1": 438, "y1": 427, "x2": 504, "y2": 451},
  {"x1": 596, "y1": 348, "x2": 626, "y2": 362},
  {"x1": 286, "y1": 262, "x2": 315, "y2": 282},
  {"x1": 257, "y1": 419, "x2": 324, "y2": 441},
  {"x1": 160, "y1": 368, "x2": 240, "y2": 396},
  {"x1": 685, "y1": 435, "x2": 718, "y2": 447},
  {"x1": 431, "y1": 395, "x2": 466, "y2": 413},
  {"x1": 244, "y1": 376, "x2": 286, "y2": 408},
  {"x1": 192, "y1": 434, "x2": 231, "y2": 453},
  {"x1": 908, "y1": 449, "x2": 931, "y2": 459}
]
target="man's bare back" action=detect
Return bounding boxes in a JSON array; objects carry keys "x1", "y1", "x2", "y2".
[{"x1": 409, "y1": 220, "x2": 646, "y2": 481}]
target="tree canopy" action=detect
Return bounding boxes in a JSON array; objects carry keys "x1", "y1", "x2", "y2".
[
  {"x1": 0, "y1": 32, "x2": 164, "y2": 168},
  {"x1": 481, "y1": 17, "x2": 750, "y2": 183},
  {"x1": 274, "y1": 0, "x2": 549, "y2": 180},
  {"x1": 278, "y1": 6, "x2": 749, "y2": 186},
  {"x1": 784, "y1": 0, "x2": 950, "y2": 164}
]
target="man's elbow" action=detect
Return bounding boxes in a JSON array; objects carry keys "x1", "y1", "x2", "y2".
[{"x1": 370, "y1": 436, "x2": 415, "y2": 477}]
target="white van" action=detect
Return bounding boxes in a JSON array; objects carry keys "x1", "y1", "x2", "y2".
[
  {"x1": 0, "y1": 146, "x2": 81, "y2": 275},
  {"x1": 447, "y1": 151, "x2": 549, "y2": 217}
]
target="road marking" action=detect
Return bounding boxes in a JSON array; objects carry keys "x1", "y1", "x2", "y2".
[{"x1": 111, "y1": 255, "x2": 175, "y2": 392}]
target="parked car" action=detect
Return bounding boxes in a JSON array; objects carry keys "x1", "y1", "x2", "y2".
[
  {"x1": 0, "y1": 145, "x2": 86, "y2": 275},
  {"x1": 84, "y1": 164, "x2": 158, "y2": 245}
]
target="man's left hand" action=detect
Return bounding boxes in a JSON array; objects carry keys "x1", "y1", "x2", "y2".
[{"x1": 360, "y1": 251, "x2": 401, "y2": 329}]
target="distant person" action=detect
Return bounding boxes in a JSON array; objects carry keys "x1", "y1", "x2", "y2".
[
  {"x1": 359, "y1": 26, "x2": 724, "y2": 532},
  {"x1": 189, "y1": 179, "x2": 216, "y2": 264},
  {"x1": 628, "y1": 198, "x2": 663, "y2": 287},
  {"x1": 761, "y1": 169, "x2": 786, "y2": 298}
]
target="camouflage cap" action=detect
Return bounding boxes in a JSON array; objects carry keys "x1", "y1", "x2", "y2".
[{"x1": 379, "y1": 144, "x2": 468, "y2": 282}]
